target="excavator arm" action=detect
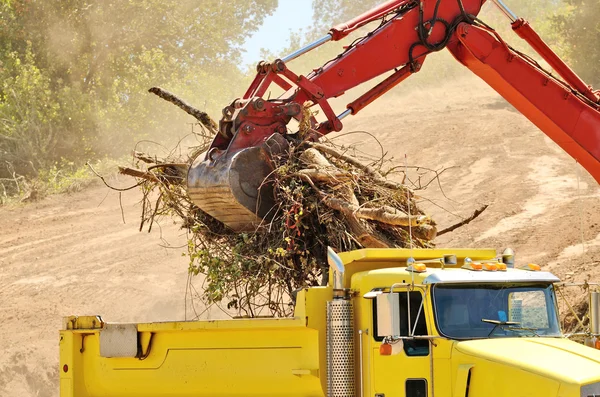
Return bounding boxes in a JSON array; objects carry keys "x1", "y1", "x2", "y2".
[
  {"x1": 187, "y1": 0, "x2": 600, "y2": 231},
  {"x1": 447, "y1": 15, "x2": 600, "y2": 182}
]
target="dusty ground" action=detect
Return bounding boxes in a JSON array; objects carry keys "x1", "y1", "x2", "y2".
[{"x1": 1, "y1": 75, "x2": 599, "y2": 396}]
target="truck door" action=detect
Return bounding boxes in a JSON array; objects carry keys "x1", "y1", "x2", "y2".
[{"x1": 371, "y1": 289, "x2": 431, "y2": 397}]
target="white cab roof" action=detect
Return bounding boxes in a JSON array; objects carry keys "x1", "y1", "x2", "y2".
[{"x1": 423, "y1": 269, "x2": 560, "y2": 284}]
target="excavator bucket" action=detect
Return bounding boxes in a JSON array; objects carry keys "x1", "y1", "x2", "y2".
[{"x1": 187, "y1": 134, "x2": 289, "y2": 232}]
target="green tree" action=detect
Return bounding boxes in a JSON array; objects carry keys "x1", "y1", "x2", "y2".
[
  {"x1": 309, "y1": 0, "x2": 382, "y2": 35},
  {"x1": 0, "y1": 0, "x2": 277, "y2": 180},
  {"x1": 551, "y1": 0, "x2": 600, "y2": 86}
]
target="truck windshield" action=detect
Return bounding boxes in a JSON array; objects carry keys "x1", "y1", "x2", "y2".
[{"x1": 432, "y1": 283, "x2": 561, "y2": 339}]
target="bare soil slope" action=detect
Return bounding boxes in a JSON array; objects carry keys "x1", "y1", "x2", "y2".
[
  {"x1": 1, "y1": 76, "x2": 599, "y2": 396},
  {"x1": 340, "y1": 77, "x2": 600, "y2": 280}
]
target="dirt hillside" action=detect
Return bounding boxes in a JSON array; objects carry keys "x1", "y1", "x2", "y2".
[{"x1": 0, "y1": 75, "x2": 599, "y2": 396}]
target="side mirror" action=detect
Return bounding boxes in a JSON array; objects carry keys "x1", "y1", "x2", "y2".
[
  {"x1": 376, "y1": 292, "x2": 401, "y2": 338},
  {"x1": 327, "y1": 247, "x2": 345, "y2": 298},
  {"x1": 502, "y1": 248, "x2": 515, "y2": 268}
]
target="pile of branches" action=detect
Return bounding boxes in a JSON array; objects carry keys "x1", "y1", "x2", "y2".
[{"x1": 117, "y1": 88, "x2": 438, "y2": 318}]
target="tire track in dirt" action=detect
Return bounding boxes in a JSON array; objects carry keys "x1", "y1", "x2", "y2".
[{"x1": 0, "y1": 181, "x2": 192, "y2": 397}]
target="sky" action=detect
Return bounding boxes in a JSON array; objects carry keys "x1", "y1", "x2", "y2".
[{"x1": 241, "y1": 1, "x2": 314, "y2": 66}]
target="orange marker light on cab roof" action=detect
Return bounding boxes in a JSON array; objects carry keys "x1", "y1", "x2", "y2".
[
  {"x1": 518, "y1": 263, "x2": 541, "y2": 271},
  {"x1": 462, "y1": 258, "x2": 483, "y2": 271},
  {"x1": 407, "y1": 263, "x2": 427, "y2": 273},
  {"x1": 380, "y1": 343, "x2": 392, "y2": 356},
  {"x1": 483, "y1": 263, "x2": 498, "y2": 272},
  {"x1": 462, "y1": 262, "x2": 483, "y2": 271}
]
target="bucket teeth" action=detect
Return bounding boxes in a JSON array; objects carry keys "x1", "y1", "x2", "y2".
[{"x1": 187, "y1": 134, "x2": 289, "y2": 232}]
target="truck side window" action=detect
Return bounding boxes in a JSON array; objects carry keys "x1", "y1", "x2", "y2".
[{"x1": 372, "y1": 291, "x2": 429, "y2": 356}]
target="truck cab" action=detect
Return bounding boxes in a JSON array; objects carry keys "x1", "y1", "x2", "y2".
[
  {"x1": 59, "y1": 248, "x2": 600, "y2": 397},
  {"x1": 343, "y1": 248, "x2": 599, "y2": 397}
]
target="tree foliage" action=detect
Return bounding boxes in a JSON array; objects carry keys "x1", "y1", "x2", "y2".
[
  {"x1": 309, "y1": 0, "x2": 382, "y2": 36},
  {"x1": 0, "y1": 0, "x2": 277, "y2": 182},
  {"x1": 551, "y1": 0, "x2": 600, "y2": 86}
]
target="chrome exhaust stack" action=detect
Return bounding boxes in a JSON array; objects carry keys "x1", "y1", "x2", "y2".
[
  {"x1": 325, "y1": 247, "x2": 355, "y2": 397},
  {"x1": 326, "y1": 299, "x2": 355, "y2": 397}
]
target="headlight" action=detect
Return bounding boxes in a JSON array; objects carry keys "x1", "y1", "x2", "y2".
[{"x1": 581, "y1": 382, "x2": 600, "y2": 397}]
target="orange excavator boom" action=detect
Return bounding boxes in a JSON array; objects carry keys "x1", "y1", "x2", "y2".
[{"x1": 188, "y1": 0, "x2": 600, "y2": 231}]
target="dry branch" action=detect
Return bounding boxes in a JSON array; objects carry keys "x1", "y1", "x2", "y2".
[
  {"x1": 414, "y1": 225, "x2": 438, "y2": 240},
  {"x1": 318, "y1": 189, "x2": 390, "y2": 248},
  {"x1": 437, "y1": 204, "x2": 489, "y2": 236},
  {"x1": 118, "y1": 166, "x2": 160, "y2": 183},
  {"x1": 321, "y1": 196, "x2": 427, "y2": 227},
  {"x1": 148, "y1": 87, "x2": 218, "y2": 133},
  {"x1": 133, "y1": 151, "x2": 159, "y2": 164},
  {"x1": 309, "y1": 142, "x2": 383, "y2": 177},
  {"x1": 295, "y1": 169, "x2": 353, "y2": 183},
  {"x1": 309, "y1": 142, "x2": 409, "y2": 192},
  {"x1": 299, "y1": 148, "x2": 334, "y2": 169},
  {"x1": 349, "y1": 216, "x2": 391, "y2": 248}
]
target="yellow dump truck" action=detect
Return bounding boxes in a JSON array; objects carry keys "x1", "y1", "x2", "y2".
[{"x1": 59, "y1": 248, "x2": 600, "y2": 396}]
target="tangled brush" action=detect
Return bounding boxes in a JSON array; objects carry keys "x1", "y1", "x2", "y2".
[{"x1": 116, "y1": 87, "x2": 439, "y2": 317}]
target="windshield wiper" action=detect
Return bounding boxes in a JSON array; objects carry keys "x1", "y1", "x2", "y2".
[
  {"x1": 481, "y1": 318, "x2": 520, "y2": 337},
  {"x1": 506, "y1": 326, "x2": 540, "y2": 337}
]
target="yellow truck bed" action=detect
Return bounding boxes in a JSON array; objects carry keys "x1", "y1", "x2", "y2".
[
  {"x1": 59, "y1": 287, "x2": 332, "y2": 397},
  {"x1": 61, "y1": 248, "x2": 600, "y2": 397}
]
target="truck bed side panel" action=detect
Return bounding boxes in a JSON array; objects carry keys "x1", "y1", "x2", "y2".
[{"x1": 60, "y1": 322, "x2": 324, "y2": 397}]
